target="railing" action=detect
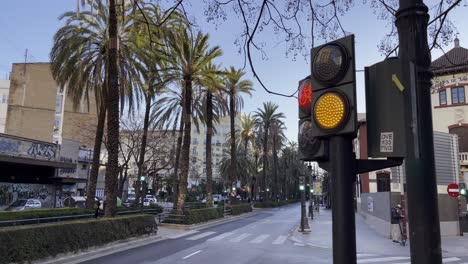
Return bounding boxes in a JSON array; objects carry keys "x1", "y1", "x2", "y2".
[
  {"x1": 0, "y1": 208, "x2": 161, "y2": 228},
  {"x1": 460, "y1": 152, "x2": 468, "y2": 165}
]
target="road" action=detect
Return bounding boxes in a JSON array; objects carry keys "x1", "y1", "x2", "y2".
[{"x1": 79, "y1": 204, "x2": 468, "y2": 264}]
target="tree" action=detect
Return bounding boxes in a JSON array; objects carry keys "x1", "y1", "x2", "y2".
[
  {"x1": 199, "y1": 63, "x2": 227, "y2": 207},
  {"x1": 239, "y1": 114, "x2": 255, "y2": 197},
  {"x1": 165, "y1": 26, "x2": 223, "y2": 215},
  {"x1": 50, "y1": 0, "x2": 138, "y2": 211},
  {"x1": 224, "y1": 66, "x2": 253, "y2": 203},
  {"x1": 269, "y1": 120, "x2": 286, "y2": 201},
  {"x1": 254, "y1": 102, "x2": 285, "y2": 202}
]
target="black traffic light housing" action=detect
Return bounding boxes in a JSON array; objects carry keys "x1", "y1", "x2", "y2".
[
  {"x1": 309, "y1": 35, "x2": 357, "y2": 138},
  {"x1": 298, "y1": 76, "x2": 328, "y2": 161}
]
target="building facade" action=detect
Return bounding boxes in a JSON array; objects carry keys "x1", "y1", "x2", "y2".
[
  {"x1": 5, "y1": 63, "x2": 98, "y2": 147},
  {"x1": 188, "y1": 115, "x2": 239, "y2": 187},
  {"x1": 0, "y1": 80, "x2": 9, "y2": 133}
]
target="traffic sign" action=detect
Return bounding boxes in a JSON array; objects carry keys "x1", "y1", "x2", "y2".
[{"x1": 447, "y1": 183, "x2": 460, "y2": 198}]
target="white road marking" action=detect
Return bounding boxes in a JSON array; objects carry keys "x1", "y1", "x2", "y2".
[
  {"x1": 356, "y1": 254, "x2": 378, "y2": 258},
  {"x1": 250, "y1": 234, "x2": 270, "y2": 244},
  {"x1": 230, "y1": 233, "x2": 251, "y2": 242},
  {"x1": 294, "y1": 242, "x2": 305, "y2": 246},
  {"x1": 186, "y1": 231, "x2": 216, "y2": 240},
  {"x1": 357, "y1": 257, "x2": 410, "y2": 263},
  {"x1": 207, "y1": 232, "x2": 234, "y2": 241},
  {"x1": 167, "y1": 230, "x2": 198, "y2": 239},
  {"x1": 442, "y1": 257, "x2": 461, "y2": 263},
  {"x1": 182, "y1": 250, "x2": 202, "y2": 259},
  {"x1": 272, "y1": 235, "x2": 287, "y2": 245}
]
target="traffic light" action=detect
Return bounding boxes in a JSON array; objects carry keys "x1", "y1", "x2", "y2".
[
  {"x1": 309, "y1": 35, "x2": 357, "y2": 138},
  {"x1": 460, "y1": 183, "x2": 467, "y2": 196},
  {"x1": 298, "y1": 76, "x2": 328, "y2": 161},
  {"x1": 140, "y1": 175, "x2": 146, "y2": 182}
]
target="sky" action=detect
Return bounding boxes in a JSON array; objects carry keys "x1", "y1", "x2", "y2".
[{"x1": 1, "y1": 1, "x2": 467, "y2": 142}]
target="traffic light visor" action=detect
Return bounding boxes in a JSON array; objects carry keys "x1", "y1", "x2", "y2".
[
  {"x1": 314, "y1": 92, "x2": 347, "y2": 130},
  {"x1": 298, "y1": 79, "x2": 312, "y2": 115},
  {"x1": 312, "y1": 44, "x2": 348, "y2": 86}
]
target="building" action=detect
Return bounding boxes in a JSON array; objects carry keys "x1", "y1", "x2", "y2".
[
  {"x1": 188, "y1": 115, "x2": 239, "y2": 187},
  {"x1": 431, "y1": 37, "x2": 468, "y2": 186},
  {"x1": 5, "y1": 63, "x2": 98, "y2": 147},
  {"x1": 0, "y1": 80, "x2": 10, "y2": 133}
]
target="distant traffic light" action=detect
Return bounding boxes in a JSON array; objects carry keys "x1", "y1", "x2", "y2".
[
  {"x1": 460, "y1": 183, "x2": 467, "y2": 196},
  {"x1": 298, "y1": 76, "x2": 328, "y2": 161},
  {"x1": 309, "y1": 35, "x2": 357, "y2": 138},
  {"x1": 140, "y1": 176, "x2": 146, "y2": 181}
]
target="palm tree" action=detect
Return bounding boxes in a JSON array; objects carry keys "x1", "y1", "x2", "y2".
[
  {"x1": 50, "y1": 0, "x2": 138, "y2": 212},
  {"x1": 224, "y1": 67, "x2": 253, "y2": 202},
  {"x1": 239, "y1": 114, "x2": 255, "y2": 197},
  {"x1": 269, "y1": 120, "x2": 286, "y2": 200},
  {"x1": 165, "y1": 26, "x2": 223, "y2": 215},
  {"x1": 199, "y1": 63, "x2": 227, "y2": 207},
  {"x1": 253, "y1": 102, "x2": 285, "y2": 202}
]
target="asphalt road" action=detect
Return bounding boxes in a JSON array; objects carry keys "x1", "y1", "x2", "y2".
[{"x1": 79, "y1": 204, "x2": 468, "y2": 264}]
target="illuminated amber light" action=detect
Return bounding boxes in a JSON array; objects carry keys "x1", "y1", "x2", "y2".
[{"x1": 314, "y1": 93, "x2": 346, "y2": 129}]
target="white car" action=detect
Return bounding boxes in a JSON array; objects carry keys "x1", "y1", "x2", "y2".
[
  {"x1": 6, "y1": 199, "x2": 42, "y2": 211},
  {"x1": 145, "y1": 195, "x2": 157, "y2": 203}
]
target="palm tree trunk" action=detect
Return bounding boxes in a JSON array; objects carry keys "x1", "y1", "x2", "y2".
[
  {"x1": 104, "y1": 0, "x2": 119, "y2": 217},
  {"x1": 176, "y1": 78, "x2": 192, "y2": 215},
  {"x1": 86, "y1": 103, "x2": 106, "y2": 209},
  {"x1": 136, "y1": 96, "x2": 152, "y2": 208},
  {"x1": 205, "y1": 91, "x2": 214, "y2": 208},
  {"x1": 172, "y1": 109, "x2": 184, "y2": 209},
  {"x1": 263, "y1": 128, "x2": 269, "y2": 202},
  {"x1": 272, "y1": 135, "x2": 279, "y2": 202},
  {"x1": 229, "y1": 90, "x2": 237, "y2": 204}
]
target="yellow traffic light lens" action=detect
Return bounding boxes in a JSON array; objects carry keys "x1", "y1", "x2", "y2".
[{"x1": 314, "y1": 93, "x2": 347, "y2": 130}]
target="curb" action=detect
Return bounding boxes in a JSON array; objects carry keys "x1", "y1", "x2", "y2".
[{"x1": 288, "y1": 222, "x2": 331, "y2": 250}]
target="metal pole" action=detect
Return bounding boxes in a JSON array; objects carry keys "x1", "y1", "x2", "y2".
[
  {"x1": 396, "y1": 1, "x2": 442, "y2": 263},
  {"x1": 330, "y1": 136, "x2": 356, "y2": 264}
]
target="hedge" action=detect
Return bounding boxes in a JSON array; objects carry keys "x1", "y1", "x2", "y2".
[
  {"x1": 231, "y1": 204, "x2": 252, "y2": 215},
  {"x1": 184, "y1": 202, "x2": 207, "y2": 210},
  {"x1": 0, "y1": 208, "x2": 93, "y2": 221},
  {"x1": 185, "y1": 208, "x2": 223, "y2": 225},
  {"x1": 0, "y1": 214, "x2": 157, "y2": 264},
  {"x1": 254, "y1": 199, "x2": 300, "y2": 208}
]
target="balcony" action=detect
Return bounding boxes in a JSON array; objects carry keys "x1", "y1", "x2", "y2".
[{"x1": 460, "y1": 152, "x2": 468, "y2": 166}]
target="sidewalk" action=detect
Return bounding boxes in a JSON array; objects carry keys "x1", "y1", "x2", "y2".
[{"x1": 290, "y1": 206, "x2": 468, "y2": 256}]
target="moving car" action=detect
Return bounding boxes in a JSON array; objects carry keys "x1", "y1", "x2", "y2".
[{"x1": 5, "y1": 199, "x2": 42, "y2": 211}]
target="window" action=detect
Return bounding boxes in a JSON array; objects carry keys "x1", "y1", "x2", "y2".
[
  {"x1": 451, "y1": 87, "x2": 465, "y2": 104},
  {"x1": 1, "y1": 94, "x2": 7, "y2": 104},
  {"x1": 439, "y1": 90, "x2": 447, "y2": 105},
  {"x1": 376, "y1": 172, "x2": 390, "y2": 192}
]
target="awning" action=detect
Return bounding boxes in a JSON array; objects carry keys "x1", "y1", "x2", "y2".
[
  {"x1": 0, "y1": 155, "x2": 76, "y2": 169},
  {"x1": 50, "y1": 177, "x2": 87, "y2": 184}
]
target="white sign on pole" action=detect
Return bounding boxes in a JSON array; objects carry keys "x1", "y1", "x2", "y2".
[{"x1": 380, "y1": 132, "x2": 394, "y2": 153}]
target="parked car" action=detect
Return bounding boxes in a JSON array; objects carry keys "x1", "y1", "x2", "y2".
[
  {"x1": 145, "y1": 195, "x2": 157, "y2": 204},
  {"x1": 143, "y1": 198, "x2": 153, "y2": 207},
  {"x1": 6, "y1": 199, "x2": 42, "y2": 211}
]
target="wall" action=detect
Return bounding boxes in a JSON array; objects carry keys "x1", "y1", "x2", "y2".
[
  {"x1": 360, "y1": 192, "x2": 392, "y2": 238},
  {"x1": 0, "y1": 80, "x2": 10, "y2": 133},
  {"x1": 0, "y1": 133, "x2": 57, "y2": 161},
  {"x1": 0, "y1": 183, "x2": 55, "y2": 210},
  {"x1": 6, "y1": 63, "x2": 56, "y2": 142}
]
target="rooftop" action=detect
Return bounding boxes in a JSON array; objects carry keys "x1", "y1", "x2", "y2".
[{"x1": 431, "y1": 38, "x2": 468, "y2": 75}]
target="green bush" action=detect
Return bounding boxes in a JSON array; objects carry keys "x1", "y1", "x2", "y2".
[
  {"x1": 185, "y1": 208, "x2": 223, "y2": 225},
  {"x1": 231, "y1": 204, "x2": 252, "y2": 215},
  {"x1": 184, "y1": 202, "x2": 207, "y2": 210},
  {"x1": 216, "y1": 202, "x2": 224, "y2": 216},
  {"x1": 0, "y1": 214, "x2": 156, "y2": 264},
  {"x1": 0, "y1": 208, "x2": 93, "y2": 221},
  {"x1": 117, "y1": 204, "x2": 163, "y2": 214}
]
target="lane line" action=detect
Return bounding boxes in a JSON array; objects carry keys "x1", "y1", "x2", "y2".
[
  {"x1": 230, "y1": 233, "x2": 251, "y2": 242},
  {"x1": 357, "y1": 257, "x2": 410, "y2": 263},
  {"x1": 250, "y1": 234, "x2": 270, "y2": 244},
  {"x1": 182, "y1": 250, "x2": 201, "y2": 259},
  {"x1": 356, "y1": 254, "x2": 378, "y2": 258},
  {"x1": 207, "y1": 232, "x2": 234, "y2": 242},
  {"x1": 167, "y1": 230, "x2": 198, "y2": 239},
  {"x1": 442, "y1": 257, "x2": 461, "y2": 263},
  {"x1": 186, "y1": 231, "x2": 216, "y2": 240},
  {"x1": 272, "y1": 235, "x2": 287, "y2": 245}
]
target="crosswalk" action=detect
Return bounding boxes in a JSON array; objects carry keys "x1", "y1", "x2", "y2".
[
  {"x1": 356, "y1": 253, "x2": 468, "y2": 264},
  {"x1": 184, "y1": 231, "x2": 287, "y2": 245}
]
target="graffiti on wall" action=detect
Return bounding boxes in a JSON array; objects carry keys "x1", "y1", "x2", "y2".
[
  {"x1": 0, "y1": 135, "x2": 57, "y2": 161},
  {"x1": 27, "y1": 143, "x2": 56, "y2": 159},
  {"x1": 0, "y1": 183, "x2": 54, "y2": 209}
]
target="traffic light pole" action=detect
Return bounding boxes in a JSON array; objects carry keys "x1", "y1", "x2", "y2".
[
  {"x1": 396, "y1": 1, "x2": 442, "y2": 263},
  {"x1": 330, "y1": 136, "x2": 356, "y2": 264}
]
